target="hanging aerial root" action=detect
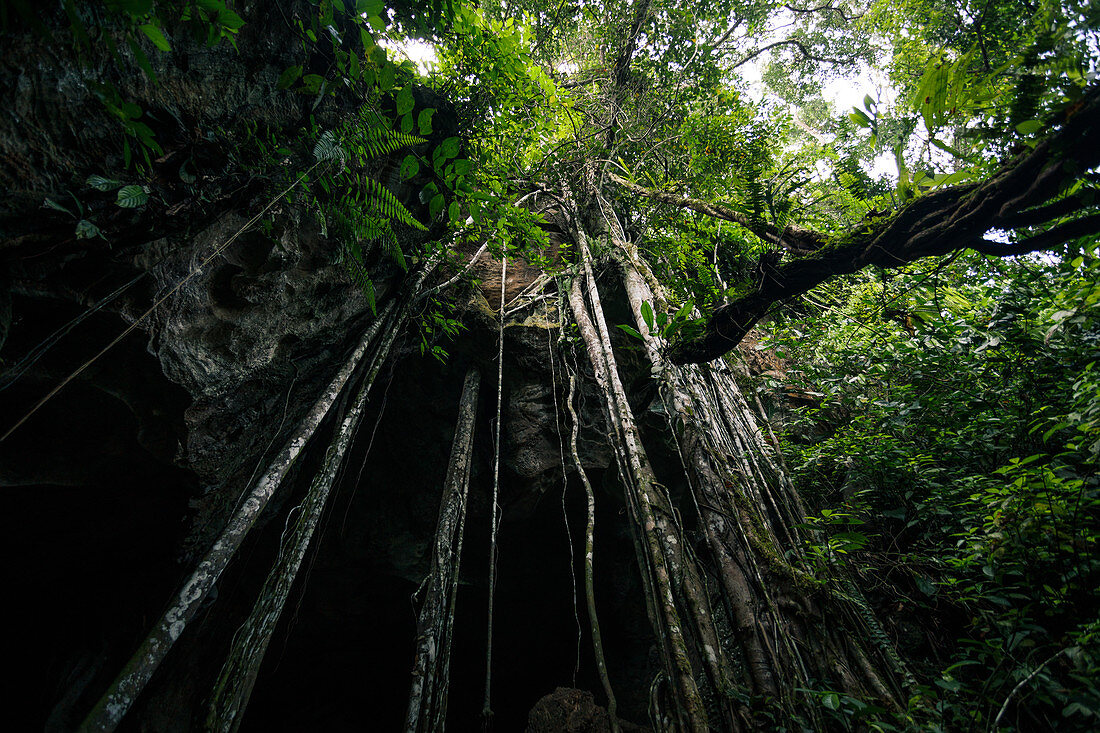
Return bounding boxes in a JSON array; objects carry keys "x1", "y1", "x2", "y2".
[
  {"x1": 564, "y1": 366, "x2": 619, "y2": 733},
  {"x1": 406, "y1": 367, "x2": 481, "y2": 733},
  {"x1": 565, "y1": 226, "x2": 708, "y2": 733},
  {"x1": 82, "y1": 257, "x2": 440, "y2": 733},
  {"x1": 608, "y1": 225, "x2": 908, "y2": 714},
  {"x1": 80, "y1": 300, "x2": 394, "y2": 733},
  {"x1": 206, "y1": 298, "x2": 410, "y2": 732},
  {"x1": 482, "y1": 253, "x2": 506, "y2": 729}
]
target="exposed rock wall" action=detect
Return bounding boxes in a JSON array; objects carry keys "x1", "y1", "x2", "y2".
[{"x1": 0, "y1": 8, "x2": 667, "y2": 731}]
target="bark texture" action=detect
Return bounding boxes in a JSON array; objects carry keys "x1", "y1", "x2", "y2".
[{"x1": 406, "y1": 367, "x2": 481, "y2": 733}]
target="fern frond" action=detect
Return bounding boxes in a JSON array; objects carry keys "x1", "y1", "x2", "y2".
[
  {"x1": 357, "y1": 129, "x2": 427, "y2": 161},
  {"x1": 363, "y1": 177, "x2": 427, "y2": 230},
  {"x1": 313, "y1": 130, "x2": 346, "y2": 168},
  {"x1": 342, "y1": 239, "x2": 377, "y2": 314}
]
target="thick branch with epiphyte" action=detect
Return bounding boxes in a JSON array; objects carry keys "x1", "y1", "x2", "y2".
[{"x1": 667, "y1": 85, "x2": 1100, "y2": 365}]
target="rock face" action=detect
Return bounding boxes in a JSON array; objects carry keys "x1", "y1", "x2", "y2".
[
  {"x1": 1, "y1": 8, "x2": 665, "y2": 732},
  {"x1": 526, "y1": 687, "x2": 649, "y2": 733},
  {"x1": 3, "y1": 198, "x2": 663, "y2": 731},
  {"x1": 0, "y1": 1, "x2": 308, "y2": 225}
]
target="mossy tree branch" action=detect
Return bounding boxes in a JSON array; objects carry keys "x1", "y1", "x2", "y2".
[{"x1": 667, "y1": 85, "x2": 1100, "y2": 365}]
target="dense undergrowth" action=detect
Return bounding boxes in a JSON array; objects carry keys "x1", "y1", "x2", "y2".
[{"x1": 763, "y1": 249, "x2": 1100, "y2": 730}]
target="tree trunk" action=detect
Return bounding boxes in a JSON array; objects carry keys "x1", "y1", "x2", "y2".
[
  {"x1": 601, "y1": 208, "x2": 910, "y2": 717},
  {"x1": 565, "y1": 221, "x2": 712, "y2": 732},
  {"x1": 406, "y1": 366, "x2": 482, "y2": 733}
]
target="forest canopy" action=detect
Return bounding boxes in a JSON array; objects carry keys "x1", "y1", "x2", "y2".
[{"x1": 3, "y1": 0, "x2": 1099, "y2": 731}]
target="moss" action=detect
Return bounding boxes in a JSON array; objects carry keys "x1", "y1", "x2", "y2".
[{"x1": 726, "y1": 482, "x2": 822, "y2": 595}]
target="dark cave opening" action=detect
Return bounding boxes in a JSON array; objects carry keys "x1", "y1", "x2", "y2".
[
  {"x1": 236, "y1": 349, "x2": 656, "y2": 731},
  {"x1": 1, "y1": 295, "x2": 196, "y2": 731},
  {"x1": 5, "y1": 298, "x2": 658, "y2": 730}
]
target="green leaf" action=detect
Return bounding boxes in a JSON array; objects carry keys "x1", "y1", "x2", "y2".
[
  {"x1": 139, "y1": 23, "x2": 171, "y2": 51},
  {"x1": 43, "y1": 198, "x2": 74, "y2": 216},
  {"x1": 437, "y1": 136, "x2": 460, "y2": 160},
  {"x1": 447, "y1": 201, "x2": 462, "y2": 224},
  {"x1": 928, "y1": 137, "x2": 974, "y2": 162},
  {"x1": 418, "y1": 108, "x2": 435, "y2": 135},
  {"x1": 116, "y1": 184, "x2": 149, "y2": 208},
  {"x1": 849, "y1": 108, "x2": 872, "y2": 128},
  {"x1": 86, "y1": 174, "x2": 121, "y2": 191},
  {"x1": 429, "y1": 193, "x2": 446, "y2": 219},
  {"x1": 128, "y1": 37, "x2": 157, "y2": 83},
  {"x1": 822, "y1": 693, "x2": 841, "y2": 711},
  {"x1": 301, "y1": 73, "x2": 324, "y2": 94},
  {"x1": 75, "y1": 219, "x2": 103, "y2": 239},
  {"x1": 379, "y1": 62, "x2": 395, "y2": 91},
  {"x1": 1015, "y1": 120, "x2": 1043, "y2": 135},
  {"x1": 396, "y1": 87, "x2": 415, "y2": 115},
  {"x1": 277, "y1": 65, "x2": 303, "y2": 90},
  {"x1": 640, "y1": 300, "x2": 654, "y2": 331},
  {"x1": 400, "y1": 154, "x2": 420, "y2": 180},
  {"x1": 616, "y1": 324, "x2": 644, "y2": 340}
]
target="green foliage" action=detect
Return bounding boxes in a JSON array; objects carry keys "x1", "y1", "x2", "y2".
[
  {"x1": 417, "y1": 294, "x2": 466, "y2": 363},
  {"x1": 761, "y1": 245, "x2": 1100, "y2": 730}
]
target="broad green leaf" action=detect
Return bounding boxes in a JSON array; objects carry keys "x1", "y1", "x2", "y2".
[
  {"x1": 75, "y1": 219, "x2": 103, "y2": 239},
  {"x1": 400, "y1": 154, "x2": 420, "y2": 180},
  {"x1": 277, "y1": 65, "x2": 303, "y2": 90},
  {"x1": 116, "y1": 184, "x2": 149, "y2": 208},
  {"x1": 437, "y1": 136, "x2": 460, "y2": 160},
  {"x1": 139, "y1": 23, "x2": 171, "y2": 51},
  {"x1": 128, "y1": 38, "x2": 157, "y2": 83},
  {"x1": 418, "y1": 108, "x2": 435, "y2": 135},
  {"x1": 429, "y1": 193, "x2": 445, "y2": 219},
  {"x1": 1015, "y1": 120, "x2": 1042, "y2": 135},
  {"x1": 380, "y1": 62, "x2": 395, "y2": 90},
  {"x1": 301, "y1": 74, "x2": 324, "y2": 94},
  {"x1": 396, "y1": 87, "x2": 415, "y2": 115}
]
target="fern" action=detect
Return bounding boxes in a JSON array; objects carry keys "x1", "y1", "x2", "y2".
[
  {"x1": 363, "y1": 177, "x2": 427, "y2": 230},
  {"x1": 312, "y1": 130, "x2": 346, "y2": 166},
  {"x1": 354, "y1": 128, "x2": 427, "y2": 162},
  {"x1": 341, "y1": 238, "x2": 377, "y2": 314}
]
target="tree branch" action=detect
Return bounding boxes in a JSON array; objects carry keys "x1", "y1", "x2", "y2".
[
  {"x1": 728, "y1": 38, "x2": 849, "y2": 71},
  {"x1": 667, "y1": 85, "x2": 1100, "y2": 364},
  {"x1": 970, "y1": 213, "x2": 1100, "y2": 257},
  {"x1": 611, "y1": 0, "x2": 652, "y2": 91},
  {"x1": 782, "y1": 3, "x2": 863, "y2": 22},
  {"x1": 999, "y1": 193, "x2": 1090, "y2": 229},
  {"x1": 608, "y1": 173, "x2": 828, "y2": 253}
]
